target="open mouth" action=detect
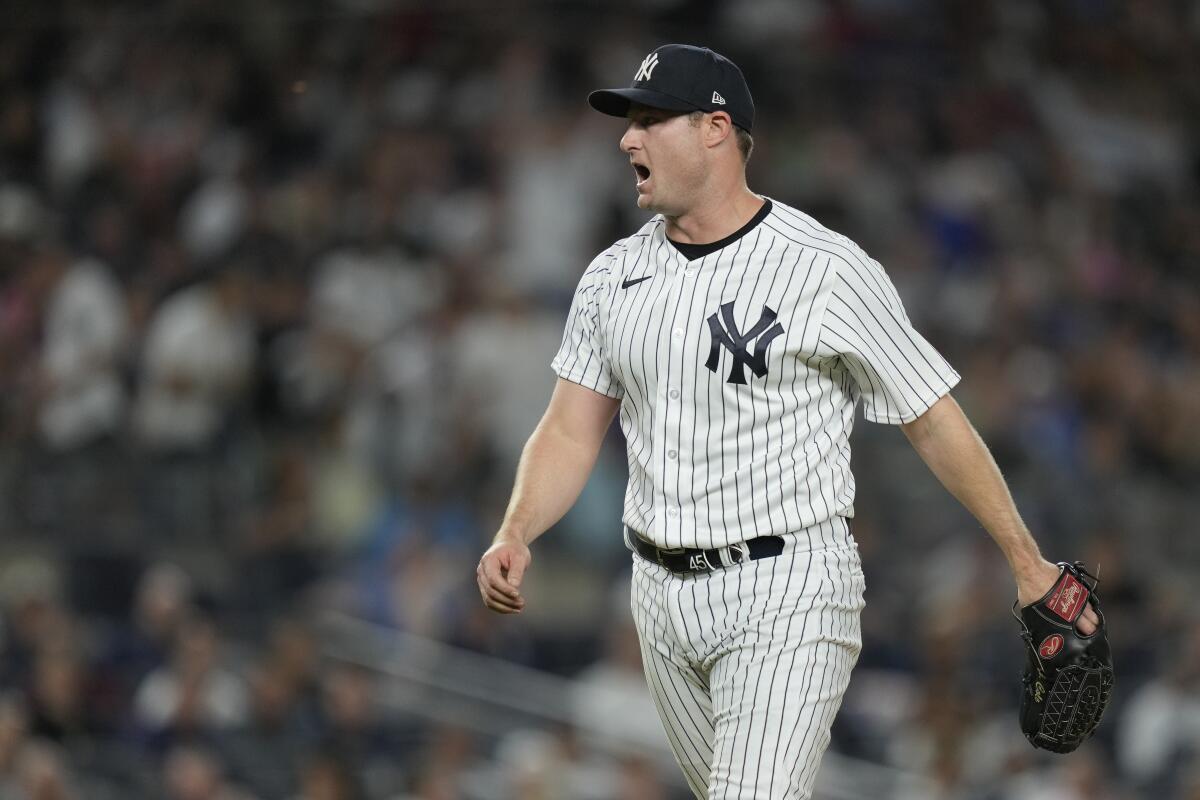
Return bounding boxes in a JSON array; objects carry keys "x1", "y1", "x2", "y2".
[{"x1": 633, "y1": 164, "x2": 651, "y2": 184}]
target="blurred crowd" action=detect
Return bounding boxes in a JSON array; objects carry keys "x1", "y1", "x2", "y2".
[{"x1": 1, "y1": 0, "x2": 1199, "y2": 798}]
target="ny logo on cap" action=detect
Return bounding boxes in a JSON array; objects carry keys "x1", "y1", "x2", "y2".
[{"x1": 634, "y1": 52, "x2": 660, "y2": 82}]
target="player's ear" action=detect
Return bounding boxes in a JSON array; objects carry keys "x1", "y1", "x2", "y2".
[{"x1": 703, "y1": 111, "x2": 734, "y2": 150}]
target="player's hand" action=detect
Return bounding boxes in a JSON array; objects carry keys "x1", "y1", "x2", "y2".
[
  {"x1": 477, "y1": 534, "x2": 531, "y2": 614},
  {"x1": 1017, "y1": 559, "x2": 1099, "y2": 636}
]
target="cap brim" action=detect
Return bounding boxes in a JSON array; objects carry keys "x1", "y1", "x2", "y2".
[{"x1": 587, "y1": 88, "x2": 699, "y2": 119}]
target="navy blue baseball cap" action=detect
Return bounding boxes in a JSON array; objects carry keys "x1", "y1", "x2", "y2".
[{"x1": 588, "y1": 44, "x2": 755, "y2": 133}]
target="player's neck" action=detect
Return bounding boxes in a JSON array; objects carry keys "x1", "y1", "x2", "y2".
[{"x1": 664, "y1": 185, "x2": 764, "y2": 245}]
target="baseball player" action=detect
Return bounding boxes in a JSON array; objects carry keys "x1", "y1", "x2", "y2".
[{"x1": 476, "y1": 44, "x2": 1099, "y2": 799}]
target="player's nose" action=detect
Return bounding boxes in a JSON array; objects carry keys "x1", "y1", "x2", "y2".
[{"x1": 620, "y1": 123, "x2": 641, "y2": 153}]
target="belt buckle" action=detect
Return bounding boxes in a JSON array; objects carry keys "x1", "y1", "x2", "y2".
[
  {"x1": 656, "y1": 545, "x2": 685, "y2": 569},
  {"x1": 729, "y1": 541, "x2": 750, "y2": 565}
]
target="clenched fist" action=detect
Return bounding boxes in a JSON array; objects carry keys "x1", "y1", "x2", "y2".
[{"x1": 477, "y1": 535, "x2": 531, "y2": 614}]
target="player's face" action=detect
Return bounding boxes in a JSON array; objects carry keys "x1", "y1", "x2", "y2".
[{"x1": 620, "y1": 106, "x2": 707, "y2": 215}]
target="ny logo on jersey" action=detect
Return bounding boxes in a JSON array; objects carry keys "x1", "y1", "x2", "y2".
[
  {"x1": 634, "y1": 52, "x2": 660, "y2": 82},
  {"x1": 704, "y1": 302, "x2": 785, "y2": 385}
]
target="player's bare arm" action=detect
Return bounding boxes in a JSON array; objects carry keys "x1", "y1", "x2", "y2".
[
  {"x1": 899, "y1": 394, "x2": 1100, "y2": 635},
  {"x1": 477, "y1": 378, "x2": 619, "y2": 614}
]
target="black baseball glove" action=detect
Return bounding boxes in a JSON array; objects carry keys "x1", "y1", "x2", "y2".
[{"x1": 1013, "y1": 561, "x2": 1114, "y2": 753}]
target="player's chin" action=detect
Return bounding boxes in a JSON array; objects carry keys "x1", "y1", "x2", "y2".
[{"x1": 635, "y1": 187, "x2": 661, "y2": 211}]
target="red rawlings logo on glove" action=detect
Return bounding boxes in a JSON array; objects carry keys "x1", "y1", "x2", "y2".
[
  {"x1": 1038, "y1": 634, "x2": 1064, "y2": 659},
  {"x1": 1046, "y1": 573, "x2": 1089, "y2": 622}
]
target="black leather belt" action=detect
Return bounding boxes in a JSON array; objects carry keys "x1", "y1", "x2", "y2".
[{"x1": 628, "y1": 528, "x2": 785, "y2": 574}]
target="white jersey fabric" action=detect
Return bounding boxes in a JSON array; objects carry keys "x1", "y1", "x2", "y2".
[
  {"x1": 552, "y1": 198, "x2": 960, "y2": 551},
  {"x1": 631, "y1": 517, "x2": 865, "y2": 799}
]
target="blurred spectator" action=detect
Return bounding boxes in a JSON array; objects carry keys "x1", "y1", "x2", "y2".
[
  {"x1": 499, "y1": 111, "x2": 619, "y2": 298},
  {"x1": 234, "y1": 440, "x2": 321, "y2": 619},
  {"x1": 615, "y1": 755, "x2": 670, "y2": 800},
  {"x1": 25, "y1": 648, "x2": 96, "y2": 746},
  {"x1": 217, "y1": 658, "x2": 312, "y2": 800},
  {"x1": 162, "y1": 743, "x2": 256, "y2": 800},
  {"x1": 314, "y1": 664, "x2": 398, "y2": 773},
  {"x1": 99, "y1": 562, "x2": 195, "y2": 702},
  {"x1": 348, "y1": 474, "x2": 479, "y2": 638},
  {"x1": 0, "y1": 558, "x2": 72, "y2": 689},
  {"x1": 292, "y1": 752, "x2": 363, "y2": 800},
  {"x1": 133, "y1": 616, "x2": 248, "y2": 741},
  {"x1": 492, "y1": 728, "x2": 571, "y2": 800},
  {"x1": 450, "y1": 293, "x2": 564, "y2": 474},
  {"x1": 0, "y1": 184, "x2": 44, "y2": 248},
  {"x1": 0, "y1": 694, "x2": 29, "y2": 794},
  {"x1": 274, "y1": 246, "x2": 438, "y2": 424},
  {"x1": 179, "y1": 176, "x2": 250, "y2": 266},
  {"x1": 132, "y1": 266, "x2": 255, "y2": 452},
  {"x1": 34, "y1": 248, "x2": 129, "y2": 452},
  {"x1": 1180, "y1": 767, "x2": 1200, "y2": 800},
  {"x1": 304, "y1": 416, "x2": 383, "y2": 555},
  {"x1": 263, "y1": 619, "x2": 321, "y2": 712},
  {"x1": 999, "y1": 746, "x2": 1130, "y2": 800},
  {"x1": 1117, "y1": 618, "x2": 1200, "y2": 792},
  {"x1": 401, "y1": 724, "x2": 480, "y2": 800},
  {"x1": 12, "y1": 739, "x2": 79, "y2": 800}
]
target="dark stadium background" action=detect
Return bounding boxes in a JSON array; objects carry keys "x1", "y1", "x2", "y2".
[{"x1": 0, "y1": 1, "x2": 1196, "y2": 798}]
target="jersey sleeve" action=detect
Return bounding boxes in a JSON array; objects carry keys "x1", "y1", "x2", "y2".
[
  {"x1": 550, "y1": 255, "x2": 624, "y2": 399},
  {"x1": 817, "y1": 252, "x2": 959, "y2": 424}
]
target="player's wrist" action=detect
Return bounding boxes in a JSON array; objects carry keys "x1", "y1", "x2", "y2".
[
  {"x1": 493, "y1": 527, "x2": 530, "y2": 547},
  {"x1": 1001, "y1": 533, "x2": 1045, "y2": 576},
  {"x1": 1013, "y1": 558, "x2": 1062, "y2": 606}
]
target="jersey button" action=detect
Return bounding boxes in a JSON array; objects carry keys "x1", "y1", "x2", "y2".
[
  {"x1": 667, "y1": 508, "x2": 678, "y2": 517},
  {"x1": 673, "y1": 328, "x2": 683, "y2": 338},
  {"x1": 668, "y1": 388, "x2": 680, "y2": 399},
  {"x1": 667, "y1": 450, "x2": 677, "y2": 460}
]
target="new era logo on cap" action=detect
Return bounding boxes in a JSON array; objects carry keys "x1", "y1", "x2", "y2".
[{"x1": 587, "y1": 44, "x2": 755, "y2": 133}]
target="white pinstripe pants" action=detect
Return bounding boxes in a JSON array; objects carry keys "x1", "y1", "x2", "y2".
[{"x1": 629, "y1": 518, "x2": 866, "y2": 800}]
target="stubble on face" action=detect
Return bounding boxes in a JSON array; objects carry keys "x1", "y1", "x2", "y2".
[{"x1": 624, "y1": 109, "x2": 706, "y2": 217}]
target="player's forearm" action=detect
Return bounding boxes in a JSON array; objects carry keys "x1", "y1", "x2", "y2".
[
  {"x1": 901, "y1": 395, "x2": 1044, "y2": 578},
  {"x1": 496, "y1": 419, "x2": 606, "y2": 547}
]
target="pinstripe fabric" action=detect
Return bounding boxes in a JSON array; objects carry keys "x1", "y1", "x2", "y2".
[
  {"x1": 551, "y1": 199, "x2": 960, "y2": 551},
  {"x1": 553, "y1": 199, "x2": 954, "y2": 796},
  {"x1": 630, "y1": 518, "x2": 866, "y2": 799}
]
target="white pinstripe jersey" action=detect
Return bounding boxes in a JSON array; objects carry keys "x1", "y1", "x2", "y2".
[{"x1": 552, "y1": 199, "x2": 960, "y2": 551}]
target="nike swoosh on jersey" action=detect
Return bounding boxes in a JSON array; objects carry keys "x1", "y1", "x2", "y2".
[{"x1": 621, "y1": 275, "x2": 653, "y2": 289}]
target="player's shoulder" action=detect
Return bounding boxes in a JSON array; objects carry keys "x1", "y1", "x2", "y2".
[
  {"x1": 764, "y1": 199, "x2": 884, "y2": 281},
  {"x1": 580, "y1": 216, "x2": 664, "y2": 277},
  {"x1": 765, "y1": 200, "x2": 869, "y2": 258},
  {"x1": 597, "y1": 216, "x2": 663, "y2": 262}
]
